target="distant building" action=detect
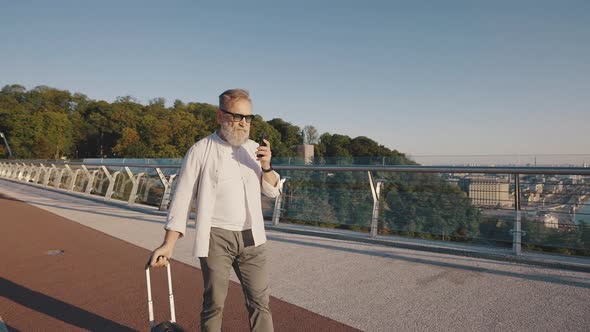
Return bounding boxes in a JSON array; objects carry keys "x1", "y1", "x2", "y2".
[
  {"x1": 569, "y1": 175, "x2": 582, "y2": 184},
  {"x1": 296, "y1": 144, "x2": 314, "y2": 165},
  {"x1": 460, "y1": 176, "x2": 512, "y2": 207},
  {"x1": 544, "y1": 181, "x2": 563, "y2": 193},
  {"x1": 526, "y1": 192, "x2": 541, "y2": 203},
  {"x1": 542, "y1": 213, "x2": 559, "y2": 229},
  {"x1": 529, "y1": 183, "x2": 543, "y2": 193}
]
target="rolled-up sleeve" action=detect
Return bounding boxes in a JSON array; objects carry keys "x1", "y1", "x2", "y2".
[
  {"x1": 261, "y1": 170, "x2": 281, "y2": 198},
  {"x1": 164, "y1": 144, "x2": 201, "y2": 236}
]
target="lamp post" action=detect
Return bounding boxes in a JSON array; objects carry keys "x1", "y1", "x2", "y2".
[{"x1": 0, "y1": 132, "x2": 13, "y2": 157}]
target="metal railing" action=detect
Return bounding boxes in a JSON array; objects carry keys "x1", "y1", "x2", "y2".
[{"x1": 1, "y1": 159, "x2": 589, "y2": 256}]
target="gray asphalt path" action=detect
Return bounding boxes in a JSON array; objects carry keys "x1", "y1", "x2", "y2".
[{"x1": 2, "y1": 179, "x2": 590, "y2": 332}]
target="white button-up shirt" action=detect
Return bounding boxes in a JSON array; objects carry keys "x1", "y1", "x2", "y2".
[
  {"x1": 164, "y1": 132, "x2": 281, "y2": 257},
  {"x1": 209, "y1": 144, "x2": 250, "y2": 231}
]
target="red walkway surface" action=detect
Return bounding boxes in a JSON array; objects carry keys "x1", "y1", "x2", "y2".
[{"x1": 0, "y1": 193, "x2": 359, "y2": 331}]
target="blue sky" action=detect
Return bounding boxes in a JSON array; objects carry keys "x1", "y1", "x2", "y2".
[{"x1": 1, "y1": 0, "x2": 589, "y2": 157}]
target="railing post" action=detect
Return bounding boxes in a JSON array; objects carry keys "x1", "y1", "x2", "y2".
[
  {"x1": 512, "y1": 173, "x2": 522, "y2": 255},
  {"x1": 43, "y1": 165, "x2": 54, "y2": 186},
  {"x1": 368, "y1": 171, "x2": 385, "y2": 237},
  {"x1": 36, "y1": 164, "x2": 46, "y2": 184},
  {"x1": 25, "y1": 163, "x2": 34, "y2": 182},
  {"x1": 28, "y1": 163, "x2": 37, "y2": 183},
  {"x1": 16, "y1": 163, "x2": 24, "y2": 180},
  {"x1": 82, "y1": 165, "x2": 98, "y2": 195},
  {"x1": 12, "y1": 163, "x2": 19, "y2": 178},
  {"x1": 54, "y1": 166, "x2": 66, "y2": 189},
  {"x1": 125, "y1": 167, "x2": 144, "y2": 204},
  {"x1": 272, "y1": 177, "x2": 289, "y2": 226},
  {"x1": 22, "y1": 163, "x2": 31, "y2": 182},
  {"x1": 64, "y1": 165, "x2": 79, "y2": 191},
  {"x1": 7, "y1": 163, "x2": 14, "y2": 178},
  {"x1": 17, "y1": 163, "x2": 26, "y2": 180},
  {"x1": 36, "y1": 164, "x2": 44, "y2": 184},
  {"x1": 156, "y1": 168, "x2": 176, "y2": 211},
  {"x1": 13, "y1": 163, "x2": 20, "y2": 179},
  {"x1": 9, "y1": 163, "x2": 17, "y2": 178},
  {"x1": 100, "y1": 166, "x2": 117, "y2": 200}
]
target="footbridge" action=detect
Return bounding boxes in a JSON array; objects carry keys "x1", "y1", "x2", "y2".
[{"x1": 1, "y1": 160, "x2": 589, "y2": 331}]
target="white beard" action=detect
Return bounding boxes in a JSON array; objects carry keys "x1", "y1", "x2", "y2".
[{"x1": 219, "y1": 122, "x2": 249, "y2": 146}]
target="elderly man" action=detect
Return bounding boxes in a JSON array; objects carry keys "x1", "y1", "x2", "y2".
[{"x1": 148, "y1": 89, "x2": 280, "y2": 331}]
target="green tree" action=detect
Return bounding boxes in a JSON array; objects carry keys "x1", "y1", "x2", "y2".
[
  {"x1": 267, "y1": 118, "x2": 302, "y2": 157},
  {"x1": 302, "y1": 125, "x2": 319, "y2": 145}
]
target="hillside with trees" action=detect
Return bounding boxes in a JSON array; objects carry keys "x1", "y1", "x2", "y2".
[{"x1": 0, "y1": 84, "x2": 412, "y2": 162}]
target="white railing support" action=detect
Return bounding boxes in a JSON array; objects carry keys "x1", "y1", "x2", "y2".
[
  {"x1": 272, "y1": 177, "x2": 289, "y2": 226},
  {"x1": 512, "y1": 174, "x2": 523, "y2": 255},
  {"x1": 100, "y1": 166, "x2": 117, "y2": 200},
  {"x1": 156, "y1": 168, "x2": 176, "y2": 211},
  {"x1": 125, "y1": 167, "x2": 144, "y2": 204},
  {"x1": 82, "y1": 165, "x2": 98, "y2": 194},
  {"x1": 368, "y1": 171, "x2": 386, "y2": 237}
]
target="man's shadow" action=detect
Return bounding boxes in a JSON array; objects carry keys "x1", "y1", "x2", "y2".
[{"x1": 0, "y1": 277, "x2": 135, "y2": 331}]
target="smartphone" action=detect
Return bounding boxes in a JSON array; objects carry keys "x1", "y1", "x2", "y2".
[
  {"x1": 257, "y1": 133, "x2": 269, "y2": 158},
  {"x1": 259, "y1": 133, "x2": 269, "y2": 147}
]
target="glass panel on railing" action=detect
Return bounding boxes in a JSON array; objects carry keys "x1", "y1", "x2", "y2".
[
  {"x1": 73, "y1": 166, "x2": 89, "y2": 193},
  {"x1": 262, "y1": 195, "x2": 276, "y2": 219},
  {"x1": 520, "y1": 174, "x2": 590, "y2": 255},
  {"x1": 276, "y1": 170, "x2": 373, "y2": 229},
  {"x1": 378, "y1": 171, "x2": 500, "y2": 245},
  {"x1": 111, "y1": 171, "x2": 132, "y2": 202},
  {"x1": 60, "y1": 172, "x2": 71, "y2": 189},
  {"x1": 92, "y1": 169, "x2": 109, "y2": 197},
  {"x1": 136, "y1": 175, "x2": 166, "y2": 207}
]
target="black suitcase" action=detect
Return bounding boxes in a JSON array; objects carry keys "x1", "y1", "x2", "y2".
[{"x1": 146, "y1": 264, "x2": 186, "y2": 332}]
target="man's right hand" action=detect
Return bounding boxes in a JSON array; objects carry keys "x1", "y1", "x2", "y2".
[{"x1": 146, "y1": 244, "x2": 174, "y2": 269}]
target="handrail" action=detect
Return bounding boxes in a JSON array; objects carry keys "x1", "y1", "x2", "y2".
[
  {"x1": 274, "y1": 165, "x2": 590, "y2": 175},
  {"x1": 0, "y1": 161, "x2": 182, "y2": 169},
  {"x1": 1, "y1": 160, "x2": 590, "y2": 175}
]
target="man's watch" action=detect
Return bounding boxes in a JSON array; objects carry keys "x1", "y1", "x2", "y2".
[{"x1": 261, "y1": 164, "x2": 274, "y2": 173}]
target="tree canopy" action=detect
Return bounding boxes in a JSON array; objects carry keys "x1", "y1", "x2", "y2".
[{"x1": 0, "y1": 84, "x2": 411, "y2": 163}]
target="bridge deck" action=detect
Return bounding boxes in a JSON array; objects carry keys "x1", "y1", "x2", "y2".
[
  {"x1": 1, "y1": 179, "x2": 589, "y2": 331},
  {"x1": 0, "y1": 191, "x2": 357, "y2": 331}
]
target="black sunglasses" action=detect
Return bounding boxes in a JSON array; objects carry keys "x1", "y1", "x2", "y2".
[{"x1": 219, "y1": 108, "x2": 255, "y2": 123}]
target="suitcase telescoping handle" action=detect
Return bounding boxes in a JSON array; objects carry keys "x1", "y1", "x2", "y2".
[{"x1": 146, "y1": 262, "x2": 177, "y2": 329}]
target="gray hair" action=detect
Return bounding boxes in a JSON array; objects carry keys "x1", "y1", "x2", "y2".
[{"x1": 219, "y1": 89, "x2": 251, "y2": 110}]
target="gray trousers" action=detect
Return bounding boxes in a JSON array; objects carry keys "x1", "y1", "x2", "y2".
[{"x1": 199, "y1": 227, "x2": 273, "y2": 332}]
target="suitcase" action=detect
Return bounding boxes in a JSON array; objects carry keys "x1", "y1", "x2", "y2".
[{"x1": 146, "y1": 263, "x2": 186, "y2": 332}]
